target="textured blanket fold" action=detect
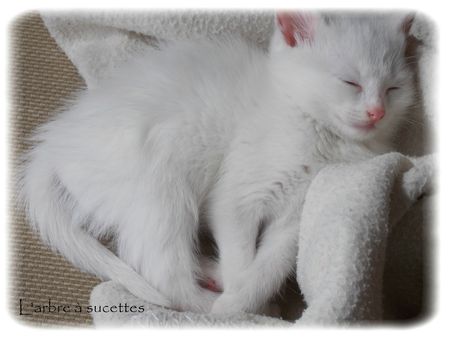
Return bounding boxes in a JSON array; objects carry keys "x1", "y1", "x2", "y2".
[
  {"x1": 40, "y1": 11, "x2": 436, "y2": 326},
  {"x1": 296, "y1": 153, "x2": 434, "y2": 324}
]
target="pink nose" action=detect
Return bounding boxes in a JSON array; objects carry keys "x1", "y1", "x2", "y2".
[{"x1": 367, "y1": 107, "x2": 385, "y2": 123}]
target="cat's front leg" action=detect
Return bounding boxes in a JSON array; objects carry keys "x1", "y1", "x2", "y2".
[
  {"x1": 117, "y1": 187, "x2": 219, "y2": 313},
  {"x1": 209, "y1": 192, "x2": 261, "y2": 292},
  {"x1": 210, "y1": 201, "x2": 301, "y2": 315}
]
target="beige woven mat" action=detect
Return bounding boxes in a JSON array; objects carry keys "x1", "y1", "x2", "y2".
[{"x1": 9, "y1": 12, "x2": 100, "y2": 327}]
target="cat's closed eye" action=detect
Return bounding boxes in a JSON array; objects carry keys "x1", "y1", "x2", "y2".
[
  {"x1": 342, "y1": 80, "x2": 362, "y2": 91},
  {"x1": 386, "y1": 86, "x2": 400, "y2": 94}
]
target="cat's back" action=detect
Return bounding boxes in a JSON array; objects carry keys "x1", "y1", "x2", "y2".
[
  {"x1": 42, "y1": 37, "x2": 269, "y2": 155},
  {"x1": 34, "y1": 37, "x2": 270, "y2": 200},
  {"x1": 108, "y1": 37, "x2": 270, "y2": 120}
]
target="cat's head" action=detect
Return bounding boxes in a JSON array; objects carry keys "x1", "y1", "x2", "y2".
[{"x1": 270, "y1": 12, "x2": 416, "y2": 143}]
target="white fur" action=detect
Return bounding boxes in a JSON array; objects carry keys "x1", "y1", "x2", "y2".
[{"x1": 19, "y1": 13, "x2": 415, "y2": 314}]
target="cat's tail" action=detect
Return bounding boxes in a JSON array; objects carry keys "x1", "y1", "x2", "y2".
[{"x1": 17, "y1": 151, "x2": 171, "y2": 308}]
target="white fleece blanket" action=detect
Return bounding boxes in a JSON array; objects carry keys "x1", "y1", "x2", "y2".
[{"x1": 40, "y1": 11, "x2": 436, "y2": 326}]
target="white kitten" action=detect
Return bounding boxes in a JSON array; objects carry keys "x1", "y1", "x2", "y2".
[{"x1": 19, "y1": 12, "x2": 416, "y2": 315}]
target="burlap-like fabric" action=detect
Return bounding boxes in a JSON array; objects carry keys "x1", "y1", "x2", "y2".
[{"x1": 10, "y1": 13, "x2": 100, "y2": 326}]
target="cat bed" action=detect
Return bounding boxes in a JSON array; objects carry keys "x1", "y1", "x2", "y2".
[{"x1": 40, "y1": 11, "x2": 436, "y2": 326}]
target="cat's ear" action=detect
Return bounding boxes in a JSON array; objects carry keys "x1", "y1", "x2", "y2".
[
  {"x1": 400, "y1": 14, "x2": 414, "y2": 36},
  {"x1": 275, "y1": 12, "x2": 317, "y2": 47}
]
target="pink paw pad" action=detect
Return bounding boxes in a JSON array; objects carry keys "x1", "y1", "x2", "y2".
[{"x1": 199, "y1": 277, "x2": 223, "y2": 293}]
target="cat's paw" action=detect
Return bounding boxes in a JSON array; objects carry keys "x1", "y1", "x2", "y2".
[
  {"x1": 174, "y1": 288, "x2": 219, "y2": 313},
  {"x1": 194, "y1": 289, "x2": 221, "y2": 313},
  {"x1": 210, "y1": 292, "x2": 247, "y2": 315}
]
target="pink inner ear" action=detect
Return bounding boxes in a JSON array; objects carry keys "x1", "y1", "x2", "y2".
[
  {"x1": 277, "y1": 13, "x2": 298, "y2": 47},
  {"x1": 277, "y1": 12, "x2": 315, "y2": 47}
]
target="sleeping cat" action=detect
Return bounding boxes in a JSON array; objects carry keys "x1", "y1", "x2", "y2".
[{"x1": 19, "y1": 12, "x2": 416, "y2": 315}]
